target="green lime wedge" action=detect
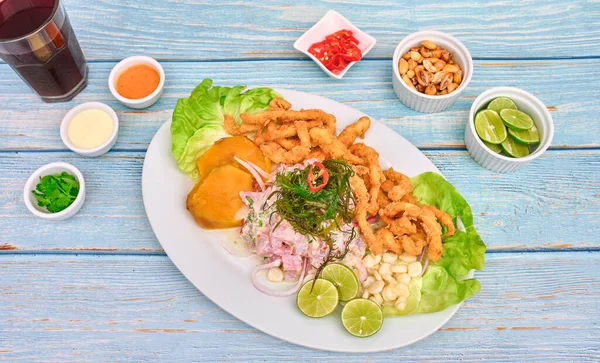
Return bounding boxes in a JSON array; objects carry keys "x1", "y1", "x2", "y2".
[
  {"x1": 297, "y1": 279, "x2": 339, "y2": 318},
  {"x1": 487, "y1": 97, "x2": 518, "y2": 113},
  {"x1": 483, "y1": 141, "x2": 502, "y2": 154},
  {"x1": 501, "y1": 135, "x2": 530, "y2": 158},
  {"x1": 341, "y1": 298, "x2": 383, "y2": 338},
  {"x1": 474, "y1": 109, "x2": 507, "y2": 144},
  {"x1": 508, "y1": 124, "x2": 540, "y2": 145},
  {"x1": 320, "y1": 263, "x2": 359, "y2": 301},
  {"x1": 500, "y1": 109, "x2": 534, "y2": 131}
]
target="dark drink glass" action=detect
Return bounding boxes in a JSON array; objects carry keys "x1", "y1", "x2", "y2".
[{"x1": 0, "y1": 0, "x2": 87, "y2": 102}]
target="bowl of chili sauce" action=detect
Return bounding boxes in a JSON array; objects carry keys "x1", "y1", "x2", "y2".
[{"x1": 294, "y1": 10, "x2": 376, "y2": 79}]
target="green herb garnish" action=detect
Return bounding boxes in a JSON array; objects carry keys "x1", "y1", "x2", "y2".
[
  {"x1": 32, "y1": 172, "x2": 80, "y2": 213},
  {"x1": 269, "y1": 159, "x2": 355, "y2": 240}
]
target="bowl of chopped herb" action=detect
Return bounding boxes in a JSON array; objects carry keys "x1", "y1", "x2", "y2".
[{"x1": 24, "y1": 162, "x2": 86, "y2": 220}]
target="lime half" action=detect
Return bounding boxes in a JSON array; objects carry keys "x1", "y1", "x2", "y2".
[
  {"x1": 475, "y1": 109, "x2": 507, "y2": 144},
  {"x1": 297, "y1": 279, "x2": 339, "y2": 318},
  {"x1": 483, "y1": 141, "x2": 502, "y2": 154},
  {"x1": 487, "y1": 97, "x2": 517, "y2": 113},
  {"x1": 341, "y1": 298, "x2": 383, "y2": 338},
  {"x1": 501, "y1": 135, "x2": 530, "y2": 158},
  {"x1": 321, "y1": 263, "x2": 359, "y2": 301},
  {"x1": 508, "y1": 124, "x2": 540, "y2": 145},
  {"x1": 500, "y1": 109, "x2": 534, "y2": 131}
]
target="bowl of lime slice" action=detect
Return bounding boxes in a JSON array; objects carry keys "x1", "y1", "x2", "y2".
[{"x1": 465, "y1": 87, "x2": 554, "y2": 173}]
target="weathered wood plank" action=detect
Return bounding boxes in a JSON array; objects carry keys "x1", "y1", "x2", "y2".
[
  {"x1": 1, "y1": 150, "x2": 598, "y2": 252},
  {"x1": 0, "y1": 59, "x2": 599, "y2": 150},
  {"x1": 38, "y1": 0, "x2": 600, "y2": 60},
  {"x1": 0, "y1": 252, "x2": 598, "y2": 361}
]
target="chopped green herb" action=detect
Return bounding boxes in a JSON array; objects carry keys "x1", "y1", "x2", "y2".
[
  {"x1": 246, "y1": 196, "x2": 254, "y2": 207},
  {"x1": 31, "y1": 172, "x2": 80, "y2": 213}
]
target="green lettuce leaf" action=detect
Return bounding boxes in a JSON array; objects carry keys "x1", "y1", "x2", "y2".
[
  {"x1": 170, "y1": 79, "x2": 281, "y2": 178},
  {"x1": 384, "y1": 172, "x2": 486, "y2": 315},
  {"x1": 416, "y1": 265, "x2": 481, "y2": 314}
]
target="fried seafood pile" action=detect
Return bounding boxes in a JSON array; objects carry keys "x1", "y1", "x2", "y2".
[{"x1": 225, "y1": 98, "x2": 455, "y2": 260}]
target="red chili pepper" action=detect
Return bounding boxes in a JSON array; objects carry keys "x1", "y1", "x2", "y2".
[
  {"x1": 306, "y1": 161, "x2": 329, "y2": 192},
  {"x1": 307, "y1": 29, "x2": 362, "y2": 72}
]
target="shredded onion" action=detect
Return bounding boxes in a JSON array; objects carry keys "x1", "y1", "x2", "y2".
[
  {"x1": 420, "y1": 257, "x2": 429, "y2": 277},
  {"x1": 355, "y1": 263, "x2": 368, "y2": 283},
  {"x1": 418, "y1": 248, "x2": 426, "y2": 262},
  {"x1": 234, "y1": 156, "x2": 266, "y2": 191},
  {"x1": 241, "y1": 158, "x2": 271, "y2": 179},
  {"x1": 252, "y1": 258, "x2": 307, "y2": 297}
]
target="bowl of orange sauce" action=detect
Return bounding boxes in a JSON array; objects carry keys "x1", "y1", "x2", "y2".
[{"x1": 109, "y1": 56, "x2": 165, "y2": 109}]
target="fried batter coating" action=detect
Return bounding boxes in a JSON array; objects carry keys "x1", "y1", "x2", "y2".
[
  {"x1": 259, "y1": 121, "x2": 311, "y2": 164},
  {"x1": 275, "y1": 137, "x2": 300, "y2": 151},
  {"x1": 381, "y1": 180, "x2": 395, "y2": 193},
  {"x1": 419, "y1": 214, "x2": 443, "y2": 262},
  {"x1": 268, "y1": 98, "x2": 292, "y2": 111},
  {"x1": 223, "y1": 115, "x2": 263, "y2": 135},
  {"x1": 309, "y1": 128, "x2": 365, "y2": 165},
  {"x1": 349, "y1": 143, "x2": 383, "y2": 216},
  {"x1": 338, "y1": 116, "x2": 371, "y2": 147},
  {"x1": 254, "y1": 120, "x2": 323, "y2": 146},
  {"x1": 422, "y1": 205, "x2": 456, "y2": 238},
  {"x1": 388, "y1": 216, "x2": 417, "y2": 236},
  {"x1": 399, "y1": 235, "x2": 424, "y2": 256},
  {"x1": 380, "y1": 201, "x2": 422, "y2": 219},
  {"x1": 377, "y1": 188, "x2": 391, "y2": 209},
  {"x1": 383, "y1": 167, "x2": 412, "y2": 200},
  {"x1": 307, "y1": 147, "x2": 328, "y2": 161},
  {"x1": 375, "y1": 227, "x2": 403, "y2": 254},
  {"x1": 350, "y1": 175, "x2": 381, "y2": 255},
  {"x1": 401, "y1": 193, "x2": 418, "y2": 204},
  {"x1": 240, "y1": 109, "x2": 335, "y2": 129}
]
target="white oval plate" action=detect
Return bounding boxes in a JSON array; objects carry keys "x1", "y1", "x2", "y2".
[{"x1": 142, "y1": 89, "x2": 460, "y2": 352}]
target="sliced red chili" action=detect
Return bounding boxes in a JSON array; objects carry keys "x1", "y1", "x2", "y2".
[
  {"x1": 306, "y1": 161, "x2": 329, "y2": 192},
  {"x1": 307, "y1": 29, "x2": 362, "y2": 72}
]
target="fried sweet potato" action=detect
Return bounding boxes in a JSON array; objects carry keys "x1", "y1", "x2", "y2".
[
  {"x1": 196, "y1": 136, "x2": 270, "y2": 179},
  {"x1": 186, "y1": 163, "x2": 254, "y2": 229}
]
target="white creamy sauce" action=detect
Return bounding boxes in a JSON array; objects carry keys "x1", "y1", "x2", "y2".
[{"x1": 67, "y1": 109, "x2": 114, "y2": 149}]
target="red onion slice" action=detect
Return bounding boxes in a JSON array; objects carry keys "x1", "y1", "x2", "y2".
[{"x1": 234, "y1": 156, "x2": 266, "y2": 191}]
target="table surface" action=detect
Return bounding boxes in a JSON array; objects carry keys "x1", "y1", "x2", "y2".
[{"x1": 1, "y1": 0, "x2": 599, "y2": 361}]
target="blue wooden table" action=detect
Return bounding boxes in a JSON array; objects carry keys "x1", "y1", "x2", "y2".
[{"x1": 1, "y1": 0, "x2": 599, "y2": 361}]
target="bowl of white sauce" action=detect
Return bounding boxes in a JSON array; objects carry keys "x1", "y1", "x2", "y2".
[{"x1": 60, "y1": 102, "x2": 119, "y2": 157}]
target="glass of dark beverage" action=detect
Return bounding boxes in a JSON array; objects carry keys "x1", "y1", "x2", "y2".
[{"x1": 0, "y1": 0, "x2": 87, "y2": 102}]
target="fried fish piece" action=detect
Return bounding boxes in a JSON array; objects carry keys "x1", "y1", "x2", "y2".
[
  {"x1": 274, "y1": 137, "x2": 300, "y2": 151},
  {"x1": 419, "y1": 213, "x2": 443, "y2": 261},
  {"x1": 309, "y1": 127, "x2": 365, "y2": 165},
  {"x1": 268, "y1": 98, "x2": 292, "y2": 111},
  {"x1": 259, "y1": 121, "x2": 311, "y2": 164},
  {"x1": 375, "y1": 227, "x2": 403, "y2": 254},
  {"x1": 349, "y1": 143, "x2": 383, "y2": 216},
  {"x1": 388, "y1": 216, "x2": 417, "y2": 236},
  {"x1": 422, "y1": 205, "x2": 456, "y2": 238},
  {"x1": 380, "y1": 201, "x2": 422, "y2": 218},
  {"x1": 399, "y1": 235, "x2": 425, "y2": 256},
  {"x1": 376, "y1": 187, "x2": 391, "y2": 208},
  {"x1": 240, "y1": 109, "x2": 335, "y2": 132},
  {"x1": 350, "y1": 175, "x2": 381, "y2": 255},
  {"x1": 383, "y1": 168, "x2": 412, "y2": 202},
  {"x1": 338, "y1": 116, "x2": 371, "y2": 147},
  {"x1": 223, "y1": 115, "x2": 263, "y2": 135}
]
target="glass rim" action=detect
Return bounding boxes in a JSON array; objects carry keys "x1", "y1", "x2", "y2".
[{"x1": 0, "y1": 0, "x2": 61, "y2": 44}]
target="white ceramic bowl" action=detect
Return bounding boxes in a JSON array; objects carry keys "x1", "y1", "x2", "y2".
[
  {"x1": 24, "y1": 162, "x2": 86, "y2": 221},
  {"x1": 109, "y1": 56, "x2": 165, "y2": 109},
  {"x1": 293, "y1": 10, "x2": 376, "y2": 79},
  {"x1": 465, "y1": 87, "x2": 554, "y2": 173},
  {"x1": 60, "y1": 102, "x2": 119, "y2": 157},
  {"x1": 392, "y1": 31, "x2": 473, "y2": 113}
]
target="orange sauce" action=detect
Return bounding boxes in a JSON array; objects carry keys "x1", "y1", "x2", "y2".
[{"x1": 116, "y1": 64, "x2": 160, "y2": 99}]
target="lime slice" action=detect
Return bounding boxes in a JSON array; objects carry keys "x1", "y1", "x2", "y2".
[
  {"x1": 474, "y1": 109, "x2": 507, "y2": 144},
  {"x1": 508, "y1": 124, "x2": 540, "y2": 145},
  {"x1": 321, "y1": 263, "x2": 359, "y2": 301},
  {"x1": 501, "y1": 135, "x2": 530, "y2": 158},
  {"x1": 483, "y1": 141, "x2": 502, "y2": 154},
  {"x1": 297, "y1": 279, "x2": 339, "y2": 318},
  {"x1": 487, "y1": 97, "x2": 517, "y2": 113},
  {"x1": 341, "y1": 298, "x2": 383, "y2": 338},
  {"x1": 499, "y1": 109, "x2": 534, "y2": 131}
]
